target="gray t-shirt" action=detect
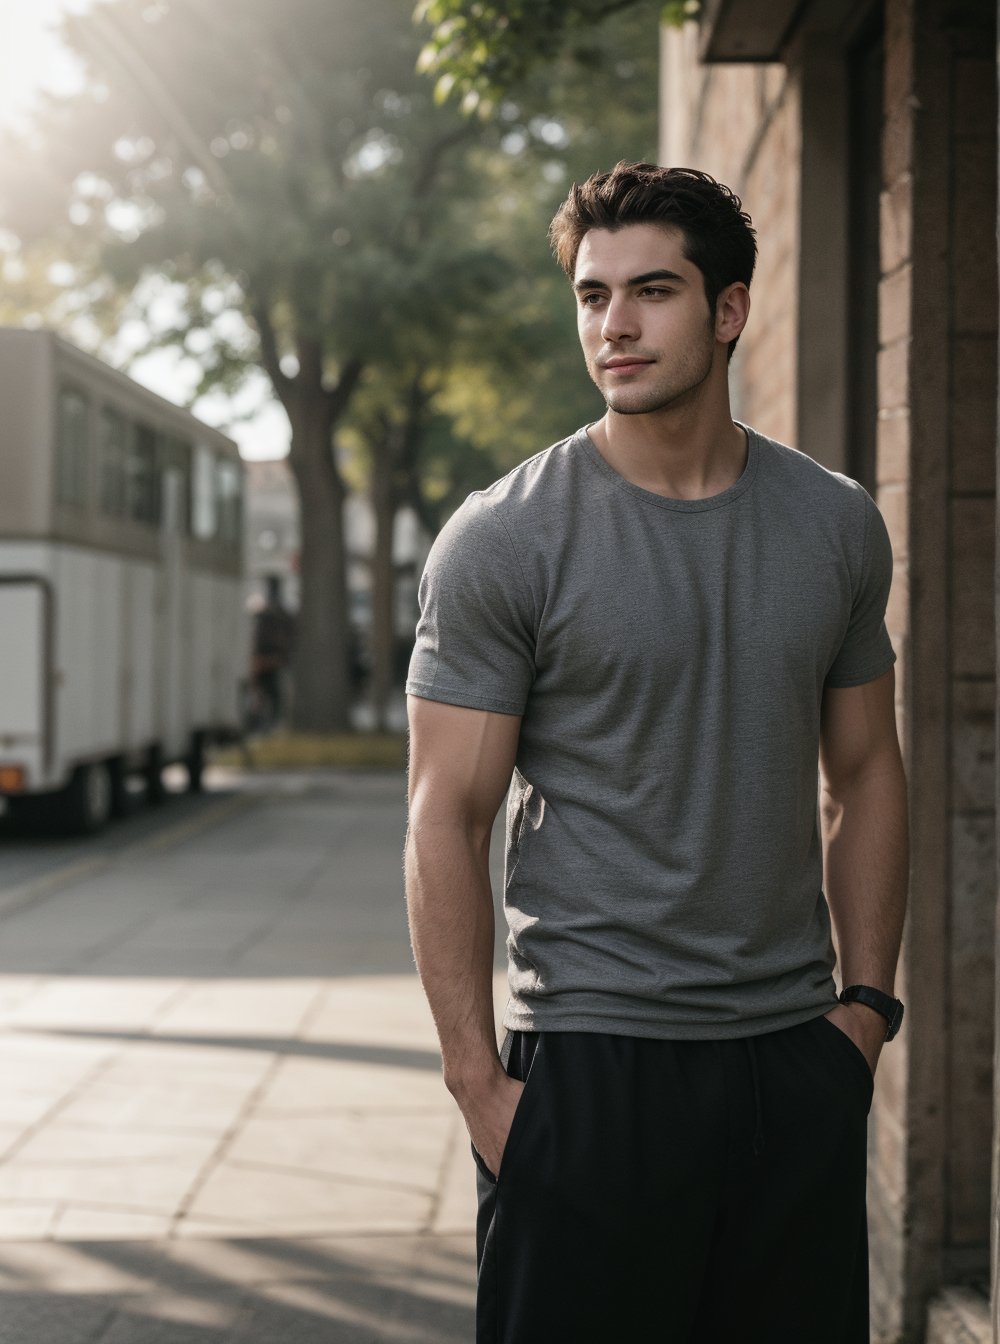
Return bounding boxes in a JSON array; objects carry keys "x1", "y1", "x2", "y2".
[{"x1": 406, "y1": 421, "x2": 897, "y2": 1039}]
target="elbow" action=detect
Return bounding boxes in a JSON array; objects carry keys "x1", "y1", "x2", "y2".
[
  {"x1": 406, "y1": 799, "x2": 494, "y2": 860},
  {"x1": 820, "y1": 748, "x2": 907, "y2": 812}
]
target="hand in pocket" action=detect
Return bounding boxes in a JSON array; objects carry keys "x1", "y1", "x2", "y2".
[{"x1": 464, "y1": 1071, "x2": 526, "y2": 1180}]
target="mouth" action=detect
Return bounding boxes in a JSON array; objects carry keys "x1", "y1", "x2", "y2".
[{"x1": 601, "y1": 359, "x2": 653, "y2": 376}]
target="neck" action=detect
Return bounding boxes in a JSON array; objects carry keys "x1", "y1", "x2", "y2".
[{"x1": 588, "y1": 398, "x2": 747, "y2": 501}]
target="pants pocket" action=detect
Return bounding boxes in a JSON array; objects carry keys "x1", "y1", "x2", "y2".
[
  {"x1": 496, "y1": 1032, "x2": 542, "y2": 1182},
  {"x1": 470, "y1": 1030, "x2": 543, "y2": 1185},
  {"x1": 471, "y1": 1138, "x2": 498, "y2": 1184},
  {"x1": 813, "y1": 1014, "x2": 875, "y2": 1110}
]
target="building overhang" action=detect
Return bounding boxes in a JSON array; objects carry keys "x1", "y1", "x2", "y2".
[{"x1": 697, "y1": 0, "x2": 807, "y2": 62}]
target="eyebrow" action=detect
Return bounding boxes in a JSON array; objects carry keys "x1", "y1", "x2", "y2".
[{"x1": 573, "y1": 268, "x2": 688, "y2": 293}]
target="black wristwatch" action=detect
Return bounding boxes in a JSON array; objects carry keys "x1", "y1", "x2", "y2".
[{"x1": 839, "y1": 985, "x2": 905, "y2": 1040}]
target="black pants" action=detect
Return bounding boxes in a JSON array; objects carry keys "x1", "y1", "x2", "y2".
[{"x1": 473, "y1": 1015, "x2": 872, "y2": 1343}]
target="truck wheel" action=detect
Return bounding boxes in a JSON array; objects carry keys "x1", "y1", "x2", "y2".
[
  {"x1": 109, "y1": 758, "x2": 132, "y2": 818},
  {"x1": 62, "y1": 762, "x2": 113, "y2": 835},
  {"x1": 187, "y1": 731, "x2": 207, "y2": 793},
  {"x1": 145, "y1": 744, "x2": 167, "y2": 805}
]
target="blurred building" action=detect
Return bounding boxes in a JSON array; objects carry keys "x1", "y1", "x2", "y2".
[
  {"x1": 661, "y1": 4, "x2": 997, "y2": 1340},
  {"x1": 243, "y1": 458, "x2": 300, "y2": 609}
]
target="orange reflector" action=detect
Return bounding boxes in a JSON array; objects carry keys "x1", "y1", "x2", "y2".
[{"x1": 0, "y1": 765, "x2": 27, "y2": 792}]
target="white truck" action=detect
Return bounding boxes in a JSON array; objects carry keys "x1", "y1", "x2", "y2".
[{"x1": 0, "y1": 327, "x2": 249, "y2": 833}]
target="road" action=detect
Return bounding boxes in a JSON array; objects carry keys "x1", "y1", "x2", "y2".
[{"x1": 0, "y1": 767, "x2": 507, "y2": 1343}]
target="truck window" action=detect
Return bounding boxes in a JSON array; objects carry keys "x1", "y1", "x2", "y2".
[
  {"x1": 98, "y1": 406, "x2": 129, "y2": 517},
  {"x1": 129, "y1": 422, "x2": 160, "y2": 525},
  {"x1": 56, "y1": 385, "x2": 90, "y2": 508}
]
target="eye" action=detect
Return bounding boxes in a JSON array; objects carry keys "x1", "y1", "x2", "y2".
[
  {"x1": 640, "y1": 286, "x2": 672, "y2": 297},
  {"x1": 578, "y1": 292, "x2": 604, "y2": 306}
]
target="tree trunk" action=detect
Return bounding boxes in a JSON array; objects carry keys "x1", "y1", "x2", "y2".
[
  {"x1": 370, "y1": 434, "x2": 396, "y2": 733},
  {"x1": 248, "y1": 309, "x2": 362, "y2": 735},
  {"x1": 286, "y1": 399, "x2": 352, "y2": 734}
]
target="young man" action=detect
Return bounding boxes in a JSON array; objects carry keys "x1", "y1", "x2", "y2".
[{"x1": 404, "y1": 162, "x2": 908, "y2": 1343}]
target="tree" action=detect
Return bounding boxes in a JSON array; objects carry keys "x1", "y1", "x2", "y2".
[
  {"x1": 335, "y1": 0, "x2": 661, "y2": 727},
  {"x1": 415, "y1": 0, "x2": 663, "y2": 468},
  {"x1": 414, "y1": 0, "x2": 689, "y2": 111},
  {"x1": 0, "y1": 0, "x2": 495, "y2": 732},
  {"x1": 348, "y1": 355, "x2": 510, "y2": 731}
]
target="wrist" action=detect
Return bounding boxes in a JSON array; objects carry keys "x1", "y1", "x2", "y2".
[
  {"x1": 842, "y1": 999, "x2": 889, "y2": 1035},
  {"x1": 444, "y1": 1055, "x2": 506, "y2": 1102}
]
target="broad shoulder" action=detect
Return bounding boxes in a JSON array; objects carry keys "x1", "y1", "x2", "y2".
[
  {"x1": 753, "y1": 429, "x2": 874, "y2": 549},
  {"x1": 437, "y1": 430, "x2": 588, "y2": 543},
  {"x1": 756, "y1": 430, "x2": 868, "y2": 505},
  {"x1": 472, "y1": 431, "x2": 584, "y2": 514}
]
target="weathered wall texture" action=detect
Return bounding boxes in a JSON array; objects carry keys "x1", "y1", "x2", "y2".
[{"x1": 661, "y1": 23, "x2": 799, "y2": 447}]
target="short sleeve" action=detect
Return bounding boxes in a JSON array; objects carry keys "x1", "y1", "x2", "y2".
[
  {"x1": 824, "y1": 487, "x2": 897, "y2": 689},
  {"x1": 405, "y1": 495, "x2": 536, "y2": 716}
]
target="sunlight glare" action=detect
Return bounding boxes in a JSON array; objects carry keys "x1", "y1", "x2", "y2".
[{"x1": 0, "y1": 0, "x2": 91, "y2": 130}]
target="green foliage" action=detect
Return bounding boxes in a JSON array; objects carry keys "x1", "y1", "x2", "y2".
[
  {"x1": 421, "y1": 2, "x2": 661, "y2": 470},
  {"x1": 414, "y1": 0, "x2": 672, "y2": 110},
  {"x1": 661, "y1": 1, "x2": 700, "y2": 28}
]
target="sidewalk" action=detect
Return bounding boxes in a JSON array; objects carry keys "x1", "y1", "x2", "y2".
[{"x1": 0, "y1": 769, "x2": 506, "y2": 1342}]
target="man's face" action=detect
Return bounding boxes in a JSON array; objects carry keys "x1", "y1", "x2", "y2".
[{"x1": 573, "y1": 224, "x2": 721, "y2": 416}]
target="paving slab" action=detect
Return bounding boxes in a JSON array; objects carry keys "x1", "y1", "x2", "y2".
[{"x1": 0, "y1": 769, "x2": 491, "y2": 1340}]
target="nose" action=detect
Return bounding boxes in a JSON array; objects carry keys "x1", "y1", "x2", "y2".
[{"x1": 600, "y1": 293, "x2": 639, "y2": 344}]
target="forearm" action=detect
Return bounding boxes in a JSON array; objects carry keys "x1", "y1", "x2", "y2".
[
  {"x1": 404, "y1": 816, "x2": 503, "y2": 1098},
  {"x1": 820, "y1": 755, "x2": 909, "y2": 992}
]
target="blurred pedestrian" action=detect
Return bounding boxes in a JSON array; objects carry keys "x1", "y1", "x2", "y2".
[
  {"x1": 404, "y1": 162, "x2": 908, "y2": 1343},
  {"x1": 249, "y1": 575, "x2": 296, "y2": 731}
]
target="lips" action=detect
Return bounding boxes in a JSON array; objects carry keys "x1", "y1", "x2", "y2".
[{"x1": 602, "y1": 359, "x2": 653, "y2": 374}]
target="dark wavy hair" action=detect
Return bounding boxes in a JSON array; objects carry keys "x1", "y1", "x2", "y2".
[{"x1": 549, "y1": 161, "x2": 758, "y2": 361}]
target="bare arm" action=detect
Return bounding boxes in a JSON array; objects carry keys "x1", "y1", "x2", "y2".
[
  {"x1": 405, "y1": 694, "x2": 523, "y2": 1174},
  {"x1": 819, "y1": 665, "x2": 909, "y2": 1071}
]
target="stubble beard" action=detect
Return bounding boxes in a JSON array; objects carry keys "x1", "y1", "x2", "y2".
[{"x1": 592, "y1": 336, "x2": 716, "y2": 417}]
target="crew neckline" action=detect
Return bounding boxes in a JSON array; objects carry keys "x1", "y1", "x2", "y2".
[{"x1": 577, "y1": 420, "x2": 760, "y2": 513}]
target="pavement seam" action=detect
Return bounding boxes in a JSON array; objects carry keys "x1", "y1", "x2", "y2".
[
  {"x1": 425, "y1": 1108, "x2": 461, "y2": 1236},
  {"x1": 214, "y1": 1157, "x2": 435, "y2": 1197},
  {"x1": 165, "y1": 982, "x2": 329, "y2": 1239},
  {"x1": 0, "y1": 792, "x2": 262, "y2": 923},
  {"x1": 0, "y1": 980, "x2": 196, "y2": 1188},
  {"x1": 0, "y1": 1049, "x2": 130, "y2": 1174}
]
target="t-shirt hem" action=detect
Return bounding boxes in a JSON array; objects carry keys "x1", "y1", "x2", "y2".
[
  {"x1": 501, "y1": 999, "x2": 839, "y2": 1041},
  {"x1": 404, "y1": 680, "x2": 525, "y2": 716},
  {"x1": 824, "y1": 649, "x2": 897, "y2": 689}
]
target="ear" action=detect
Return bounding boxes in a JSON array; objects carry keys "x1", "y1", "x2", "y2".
[{"x1": 715, "y1": 283, "x2": 750, "y2": 347}]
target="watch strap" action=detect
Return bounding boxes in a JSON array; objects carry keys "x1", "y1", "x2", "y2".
[{"x1": 839, "y1": 984, "x2": 905, "y2": 1040}]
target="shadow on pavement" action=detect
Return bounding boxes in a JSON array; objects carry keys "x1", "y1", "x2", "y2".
[
  {"x1": 0, "y1": 1233, "x2": 476, "y2": 1342},
  {"x1": 10, "y1": 1027, "x2": 443, "y2": 1073}
]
